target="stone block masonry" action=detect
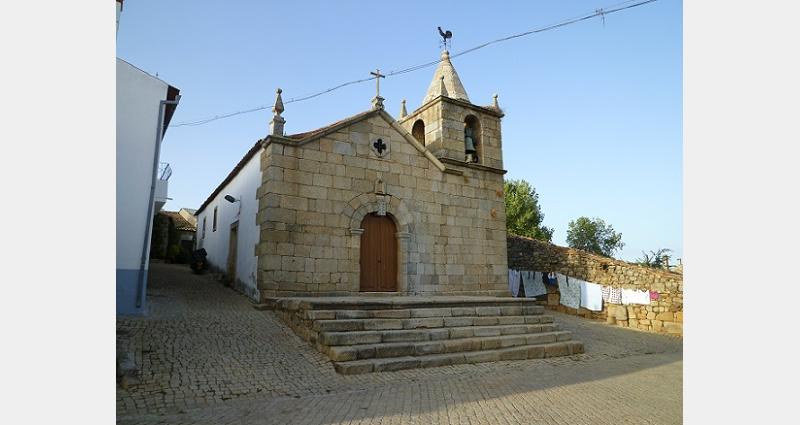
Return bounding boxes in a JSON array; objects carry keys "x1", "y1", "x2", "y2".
[
  {"x1": 508, "y1": 235, "x2": 683, "y2": 335},
  {"x1": 263, "y1": 296, "x2": 582, "y2": 374},
  {"x1": 257, "y1": 110, "x2": 509, "y2": 299}
]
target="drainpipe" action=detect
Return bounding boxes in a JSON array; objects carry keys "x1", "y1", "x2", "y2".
[{"x1": 136, "y1": 94, "x2": 181, "y2": 309}]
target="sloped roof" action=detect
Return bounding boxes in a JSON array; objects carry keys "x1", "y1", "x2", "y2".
[
  {"x1": 195, "y1": 138, "x2": 263, "y2": 216},
  {"x1": 423, "y1": 50, "x2": 469, "y2": 103},
  {"x1": 195, "y1": 110, "x2": 380, "y2": 216},
  {"x1": 160, "y1": 210, "x2": 197, "y2": 231},
  {"x1": 284, "y1": 109, "x2": 377, "y2": 141}
]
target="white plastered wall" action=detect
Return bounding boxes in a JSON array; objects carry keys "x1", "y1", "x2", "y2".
[
  {"x1": 195, "y1": 153, "x2": 262, "y2": 301},
  {"x1": 116, "y1": 58, "x2": 173, "y2": 315},
  {"x1": 116, "y1": 58, "x2": 170, "y2": 271}
]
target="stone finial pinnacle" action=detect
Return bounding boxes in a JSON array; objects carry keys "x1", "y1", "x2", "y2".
[
  {"x1": 492, "y1": 93, "x2": 499, "y2": 110},
  {"x1": 273, "y1": 88, "x2": 284, "y2": 115},
  {"x1": 439, "y1": 75, "x2": 449, "y2": 98},
  {"x1": 400, "y1": 99, "x2": 407, "y2": 118},
  {"x1": 269, "y1": 87, "x2": 286, "y2": 136}
]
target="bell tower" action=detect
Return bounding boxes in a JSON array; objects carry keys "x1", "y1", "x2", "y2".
[{"x1": 398, "y1": 50, "x2": 505, "y2": 170}]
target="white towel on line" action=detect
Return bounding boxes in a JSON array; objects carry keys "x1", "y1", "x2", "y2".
[
  {"x1": 580, "y1": 281, "x2": 604, "y2": 312},
  {"x1": 621, "y1": 288, "x2": 650, "y2": 305}
]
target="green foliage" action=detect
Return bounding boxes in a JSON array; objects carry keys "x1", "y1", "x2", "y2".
[
  {"x1": 566, "y1": 217, "x2": 624, "y2": 257},
  {"x1": 636, "y1": 248, "x2": 673, "y2": 268},
  {"x1": 503, "y1": 179, "x2": 553, "y2": 242}
]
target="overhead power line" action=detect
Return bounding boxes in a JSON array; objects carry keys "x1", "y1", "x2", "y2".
[{"x1": 173, "y1": 0, "x2": 660, "y2": 128}]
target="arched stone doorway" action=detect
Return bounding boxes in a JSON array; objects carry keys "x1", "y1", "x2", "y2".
[{"x1": 359, "y1": 213, "x2": 398, "y2": 292}]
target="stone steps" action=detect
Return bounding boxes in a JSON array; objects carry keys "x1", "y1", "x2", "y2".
[
  {"x1": 304, "y1": 305, "x2": 544, "y2": 320},
  {"x1": 311, "y1": 314, "x2": 554, "y2": 332},
  {"x1": 326, "y1": 330, "x2": 573, "y2": 361},
  {"x1": 266, "y1": 296, "x2": 583, "y2": 374},
  {"x1": 267, "y1": 296, "x2": 546, "y2": 313},
  {"x1": 333, "y1": 340, "x2": 585, "y2": 375},
  {"x1": 320, "y1": 323, "x2": 561, "y2": 346}
]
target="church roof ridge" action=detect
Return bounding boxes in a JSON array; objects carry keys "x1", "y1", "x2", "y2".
[
  {"x1": 196, "y1": 109, "x2": 382, "y2": 215},
  {"x1": 195, "y1": 138, "x2": 264, "y2": 216},
  {"x1": 284, "y1": 109, "x2": 379, "y2": 142}
]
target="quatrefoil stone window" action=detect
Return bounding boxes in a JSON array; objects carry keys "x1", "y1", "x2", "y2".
[{"x1": 371, "y1": 137, "x2": 389, "y2": 157}]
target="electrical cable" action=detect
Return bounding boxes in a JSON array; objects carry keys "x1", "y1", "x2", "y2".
[{"x1": 173, "y1": 0, "x2": 660, "y2": 128}]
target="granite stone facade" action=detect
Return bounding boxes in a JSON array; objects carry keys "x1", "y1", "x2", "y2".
[
  {"x1": 256, "y1": 108, "x2": 508, "y2": 299},
  {"x1": 197, "y1": 49, "x2": 513, "y2": 301}
]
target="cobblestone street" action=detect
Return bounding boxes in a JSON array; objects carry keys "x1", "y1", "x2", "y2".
[{"x1": 117, "y1": 263, "x2": 682, "y2": 424}]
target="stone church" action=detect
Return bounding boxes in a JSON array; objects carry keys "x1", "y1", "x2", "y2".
[{"x1": 195, "y1": 50, "x2": 510, "y2": 302}]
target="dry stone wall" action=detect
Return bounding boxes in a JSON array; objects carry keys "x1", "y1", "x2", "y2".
[{"x1": 507, "y1": 235, "x2": 683, "y2": 335}]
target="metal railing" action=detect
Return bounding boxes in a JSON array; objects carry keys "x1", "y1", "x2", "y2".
[{"x1": 158, "y1": 162, "x2": 172, "y2": 181}]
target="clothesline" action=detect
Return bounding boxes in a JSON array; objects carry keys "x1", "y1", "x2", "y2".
[{"x1": 508, "y1": 269, "x2": 658, "y2": 312}]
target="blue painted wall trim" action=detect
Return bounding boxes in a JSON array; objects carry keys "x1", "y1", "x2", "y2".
[{"x1": 117, "y1": 269, "x2": 147, "y2": 316}]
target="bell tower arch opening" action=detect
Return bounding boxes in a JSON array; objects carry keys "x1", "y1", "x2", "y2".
[
  {"x1": 397, "y1": 48, "x2": 504, "y2": 169},
  {"x1": 412, "y1": 119, "x2": 426, "y2": 145},
  {"x1": 464, "y1": 115, "x2": 482, "y2": 163}
]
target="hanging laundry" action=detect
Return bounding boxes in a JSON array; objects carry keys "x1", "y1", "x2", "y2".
[
  {"x1": 519, "y1": 271, "x2": 530, "y2": 297},
  {"x1": 610, "y1": 287, "x2": 621, "y2": 304},
  {"x1": 522, "y1": 271, "x2": 547, "y2": 297},
  {"x1": 548, "y1": 272, "x2": 558, "y2": 286},
  {"x1": 508, "y1": 269, "x2": 521, "y2": 297},
  {"x1": 602, "y1": 286, "x2": 622, "y2": 304},
  {"x1": 621, "y1": 288, "x2": 650, "y2": 305},
  {"x1": 580, "y1": 281, "x2": 604, "y2": 312},
  {"x1": 650, "y1": 291, "x2": 660, "y2": 301},
  {"x1": 557, "y1": 275, "x2": 581, "y2": 309}
]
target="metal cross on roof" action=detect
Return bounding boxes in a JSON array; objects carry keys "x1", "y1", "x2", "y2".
[{"x1": 370, "y1": 69, "x2": 385, "y2": 98}]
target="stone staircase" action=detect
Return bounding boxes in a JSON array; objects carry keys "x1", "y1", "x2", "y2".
[{"x1": 261, "y1": 296, "x2": 583, "y2": 375}]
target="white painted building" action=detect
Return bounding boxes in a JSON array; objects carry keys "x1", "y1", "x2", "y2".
[
  {"x1": 194, "y1": 143, "x2": 262, "y2": 302},
  {"x1": 116, "y1": 57, "x2": 180, "y2": 315}
]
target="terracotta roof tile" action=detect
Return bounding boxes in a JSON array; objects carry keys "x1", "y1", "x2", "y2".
[{"x1": 160, "y1": 210, "x2": 197, "y2": 232}]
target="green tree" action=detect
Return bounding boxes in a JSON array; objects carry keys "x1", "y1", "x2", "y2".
[
  {"x1": 566, "y1": 217, "x2": 624, "y2": 257},
  {"x1": 503, "y1": 179, "x2": 553, "y2": 241},
  {"x1": 637, "y1": 248, "x2": 673, "y2": 269}
]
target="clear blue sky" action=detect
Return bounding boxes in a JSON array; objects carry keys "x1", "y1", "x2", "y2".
[{"x1": 117, "y1": 0, "x2": 682, "y2": 262}]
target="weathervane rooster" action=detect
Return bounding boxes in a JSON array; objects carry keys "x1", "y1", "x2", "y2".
[{"x1": 438, "y1": 26, "x2": 452, "y2": 49}]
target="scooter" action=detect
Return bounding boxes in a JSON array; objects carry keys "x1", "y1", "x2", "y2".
[{"x1": 190, "y1": 248, "x2": 208, "y2": 274}]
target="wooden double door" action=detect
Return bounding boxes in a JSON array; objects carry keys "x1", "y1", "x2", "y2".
[{"x1": 359, "y1": 213, "x2": 398, "y2": 292}]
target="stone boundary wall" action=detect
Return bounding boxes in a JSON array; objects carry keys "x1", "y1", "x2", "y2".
[{"x1": 507, "y1": 235, "x2": 683, "y2": 335}]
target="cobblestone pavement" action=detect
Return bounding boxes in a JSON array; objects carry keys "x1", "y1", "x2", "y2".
[{"x1": 117, "y1": 263, "x2": 682, "y2": 424}]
